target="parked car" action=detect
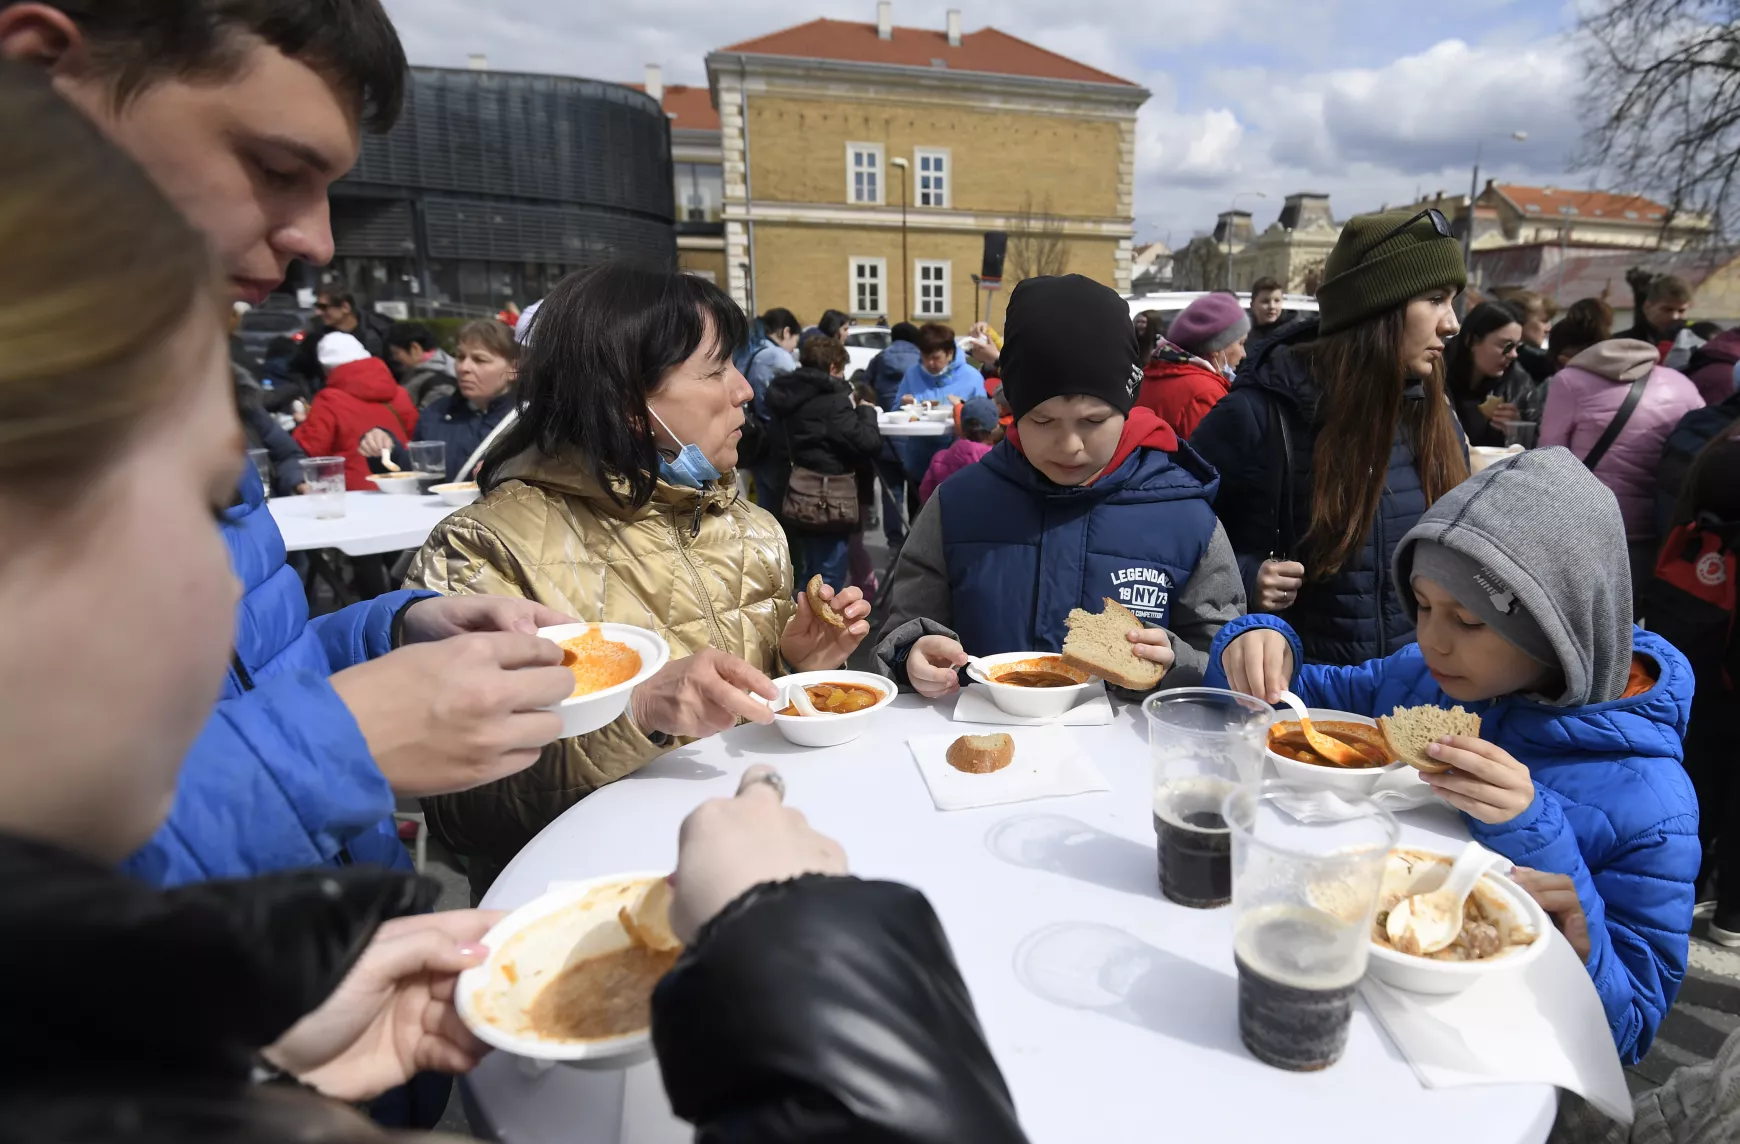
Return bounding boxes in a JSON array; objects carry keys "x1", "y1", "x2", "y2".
[
  {"x1": 234, "y1": 304, "x2": 315, "y2": 371},
  {"x1": 1124, "y1": 291, "x2": 1320, "y2": 337},
  {"x1": 843, "y1": 325, "x2": 892, "y2": 379}
]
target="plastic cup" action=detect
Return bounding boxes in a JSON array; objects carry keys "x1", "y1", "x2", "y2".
[
  {"x1": 1142, "y1": 688, "x2": 1271, "y2": 908},
  {"x1": 1504, "y1": 421, "x2": 1538, "y2": 449},
  {"x1": 300, "y1": 456, "x2": 347, "y2": 519},
  {"x1": 246, "y1": 448, "x2": 272, "y2": 498},
  {"x1": 410, "y1": 440, "x2": 447, "y2": 479},
  {"x1": 1223, "y1": 783, "x2": 1398, "y2": 1071}
]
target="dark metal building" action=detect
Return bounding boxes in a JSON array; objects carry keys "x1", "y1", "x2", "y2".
[{"x1": 317, "y1": 66, "x2": 677, "y2": 316}]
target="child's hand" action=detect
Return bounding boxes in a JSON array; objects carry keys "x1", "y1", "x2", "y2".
[
  {"x1": 1509, "y1": 868, "x2": 1592, "y2": 961},
  {"x1": 1125, "y1": 626, "x2": 1175, "y2": 672},
  {"x1": 908, "y1": 636, "x2": 968, "y2": 699},
  {"x1": 1221, "y1": 629, "x2": 1293, "y2": 703},
  {"x1": 1420, "y1": 736, "x2": 1536, "y2": 824}
]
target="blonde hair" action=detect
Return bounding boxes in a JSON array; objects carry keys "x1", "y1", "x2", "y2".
[
  {"x1": 0, "y1": 63, "x2": 216, "y2": 489},
  {"x1": 457, "y1": 318, "x2": 519, "y2": 363}
]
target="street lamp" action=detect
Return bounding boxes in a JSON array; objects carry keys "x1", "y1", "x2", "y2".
[
  {"x1": 890, "y1": 156, "x2": 910, "y2": 322},
  {"x1": 1227, "y1": 191, "x2": 1266, "y2": 290},
  {"x1": 1463, "y1": 130, "x2": 1528, "y2": 265}
]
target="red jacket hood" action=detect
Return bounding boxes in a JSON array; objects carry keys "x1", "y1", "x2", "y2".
[
  {"x1": 323, "y1": 356, "x2": 402, "y2": 402},
  {"x1": 1006, "y1": 405, "x2": 1178, "y2": 484}
]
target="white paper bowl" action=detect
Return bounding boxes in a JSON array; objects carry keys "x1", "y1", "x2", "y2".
[
  {"x1": 964, "y1": 651, "x2": 1095, "y2": 719},
  {"x1": 456, "y1": 871, "x2": 670, "y2": 1068},
  {"x1": 1365, "y1": 848, "x2": 1550, "y2": 995},
  {"x1": 367, "y1": 472, "x2": 428, "y2": 495},
  {"x1": 430, "y1": 481, "x2": 481, "y2": 507},
  {"x1": 536, "y1": 623, "x2": 670, "y2": 740},
  {"x1": 1265, "y1": 709, "x2": 1409, "y2": 795},
  {"x1": 761, "y1": 670, "x2": 896, "y2": 747}
]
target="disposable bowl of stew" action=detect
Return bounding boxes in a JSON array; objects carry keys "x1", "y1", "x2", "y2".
[
  {"x1": 536, "y1": 623, "x2": 670, "y2": 740},
  {"x1": 1264, "y1": 708, "x2": 1409, "y2": 795},
  {"x1": 965, "y1": 651, "x2": 1095, "y2": 720},
  {"x1": 764, "y1": 670, "x2": 895, "y2": 748}
]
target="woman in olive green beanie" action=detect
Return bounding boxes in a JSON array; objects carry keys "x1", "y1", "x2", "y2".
[{"x1": 1190, "y1": 208, "x2": 1472, "y2": 666}]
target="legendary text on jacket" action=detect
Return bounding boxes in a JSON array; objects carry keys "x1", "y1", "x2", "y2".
[{"x1": 1111, "y1": 565, "x2": 1172, "y2": 618}]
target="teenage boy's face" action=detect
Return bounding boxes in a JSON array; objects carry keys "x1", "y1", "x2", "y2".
[
  {"x1": 1412, "y1": 576, "x2": 1556, "y2": 702},
  {"x1": 1, "y1": 11, "x2": 363, "y2": 303},
  {"x1": 1252, "y1": 289, "x2": 1285, "y2": 325},
  {"x1": 1018, "y1": 395, "x2": 1124, "y2": 486}
]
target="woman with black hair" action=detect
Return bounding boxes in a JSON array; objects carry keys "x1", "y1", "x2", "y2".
[
  {"x1": 1444, "y1": 300, "x2": 1542, "y2": 446},
  {"x1": 406, "y1": 264, "x2": 872, "y2": 890}
]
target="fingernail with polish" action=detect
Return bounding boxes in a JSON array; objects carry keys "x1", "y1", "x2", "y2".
[{"x1": 457, "y1": 942, "x2": 490, "y2": 958}]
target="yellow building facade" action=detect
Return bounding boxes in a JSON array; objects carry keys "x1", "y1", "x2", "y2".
[{"x1": 705, "y1": 10, "x2": 1146, "y2": 325}]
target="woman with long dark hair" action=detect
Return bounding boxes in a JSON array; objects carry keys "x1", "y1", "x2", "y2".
[
  {"x1": 407, "y1": 263, "x2": 871, "y2": 893},
  {"x1": 1444, "y1": 300, "x2": 1542, "y2": 446},
  {"x1": 1191, "y1": 209, "x2": 1470, "y2": 666}
]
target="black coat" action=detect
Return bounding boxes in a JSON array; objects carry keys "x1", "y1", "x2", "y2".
[
  {"x1": 0, "y1": 831, "x2": 435, "y2": 1140},
  {"x1": 653, "y1": 875, "x2": 1028, "y2": 1143},
  {"x1": 1189, "y1": 320, "x2": 1444, "y2": 667},
  {"x1": 236, "y1": 364, "x2": 310, "y2": 496},
  {"x1": 765, "y1": 367, "x2": 881, "y2": 477},
  {"x1": 1448, "y1": 361, "x2": 1542, "y2": 447}
]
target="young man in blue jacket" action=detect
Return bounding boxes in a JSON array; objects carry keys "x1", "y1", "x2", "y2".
[
  {"x1": 1, "y1": 0, "x2": 582, "y2": 885},
  {"x1": 1208, "y1": 447, "x2": 1700, "y2": 1065}
]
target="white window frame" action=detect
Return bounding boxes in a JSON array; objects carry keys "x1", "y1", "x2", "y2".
[
  {"x1": 914, "y1": 147, "x2": 950, "y2": 209},
  {"x1": 845, "y1": 142, "x2": 885, "y2": 205},
  {"x1": 849, "y1": 257, "x2": 888, "y2": 318},
  {"x1": 915, "y1": 259, "x2": 951, "y2": 318}
]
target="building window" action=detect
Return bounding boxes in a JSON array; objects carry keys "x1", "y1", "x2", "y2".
[
  {"x1": 847, "y1": 143, "x2": 883, "y2": 205},
  {"x1": 916, "y1": 260, "x2": 950, "y2": 317},
  {"x1": 673, "y1": 162, "x2": 723, "y2": 223},
  {"x1": 849, "y1": 257, "x2": 886, "y2": 316},
  {"x1": 915, "y1": 148, "x2": 949, "y2": 208}
]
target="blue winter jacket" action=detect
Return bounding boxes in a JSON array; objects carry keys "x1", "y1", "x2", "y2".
[
  {"x1": 867, "y1": 340, "x2": 921, "y2": 411},
  {"x1": 122, "y1": 466, "x2": 431, "y2": 886},
  {"x1": 937, "y1": 434, "x2": 1220, "y2": 654},
  {"x1": 892, "y1": 347, "x2": 985, "y2": 481},
  {"x1": 1205, "y1": 614, "x2": 1700, "y2": 1065}
]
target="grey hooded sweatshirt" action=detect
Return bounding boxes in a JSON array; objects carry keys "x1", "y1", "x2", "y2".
[{"x1": 1392, "y1": 445, "x2": 1632, "y2": 707}]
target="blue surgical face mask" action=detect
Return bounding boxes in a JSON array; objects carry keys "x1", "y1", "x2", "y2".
[{"x1": 650, "y1": 407, "x2": 722, "y2": 489}]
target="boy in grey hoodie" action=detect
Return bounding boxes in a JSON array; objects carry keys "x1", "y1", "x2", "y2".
[{"x1": 1205, "y1": 447, "x2": 1700, "y2": 1064}]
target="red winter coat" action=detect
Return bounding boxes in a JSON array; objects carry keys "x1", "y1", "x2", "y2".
[
  {"x1": 293, "y1": 357, "x2": 417, "y2": 490},
  {"x1": 1134, "y1": 348, "x2": 1230, "y2": 439}
]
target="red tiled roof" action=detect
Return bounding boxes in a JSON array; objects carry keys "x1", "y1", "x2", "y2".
[
  {"x1": 625, "y1": 83, "x2": 720, "y2": 131},
  {"x1": 1492, "y1": 184, "x2": 1673, "y2": 224},
  {"x1": 718, "y1": 18, "x2": 1137, "y2": 88}
]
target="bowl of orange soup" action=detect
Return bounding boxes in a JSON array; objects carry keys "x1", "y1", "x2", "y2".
[
  {"x1": 536, "y1": 623, "x2": 670, "y2": 739},
  {"x1": 1264, "y1": 708, "x2": 1411, "y2": 795}
]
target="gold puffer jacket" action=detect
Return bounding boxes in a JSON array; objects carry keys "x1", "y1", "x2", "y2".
[{"x1": 404, "y1": 451, "x2": 794, "y2": 866}]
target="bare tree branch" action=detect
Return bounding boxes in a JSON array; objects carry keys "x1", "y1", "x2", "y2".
[{"x1": 1007, "y1": 193, "x2": 1070, "y2": 281}]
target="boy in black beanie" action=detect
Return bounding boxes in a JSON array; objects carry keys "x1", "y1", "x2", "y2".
[{"x1": 874, "y1": 274, "x2": 1247, "y2": 696}]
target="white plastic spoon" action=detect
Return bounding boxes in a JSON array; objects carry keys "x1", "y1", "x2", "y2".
[
  {"x1": 785, "y1": 682, "x2": 820, "y2": 717},
  {"x1": 1274, "y1": 689, "x2": 1370, "y2": 768},
  {"x1": 1385, "y1": 840, "x2": 1506, "y2": 955}
]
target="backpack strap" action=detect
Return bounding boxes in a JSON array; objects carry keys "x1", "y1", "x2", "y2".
[
  {"x1": 1266, "y1": 394, "x2": 1297, "y2": 560},
  {"x1": 1583, "y1": 375, "x2": 1649, "y2": 471}
]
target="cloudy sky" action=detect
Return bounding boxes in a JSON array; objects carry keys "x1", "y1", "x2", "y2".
[{"x1": 380, "y1": 0, "x2": 1587, "y2": 246}]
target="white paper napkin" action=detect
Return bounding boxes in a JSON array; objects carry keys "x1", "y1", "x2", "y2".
[
  {"x1": 1271, "y1": 767, "x2": 1438, "y2": 821},
  {"x1": 1360, "y1": 927, "x2": 1633, "y2": 1125},
  {"x1": 951, "y1": 681, "x2": 1114, "y2": 726},
  {"x1": 909, "y1": 725, "x2": 1110, "y2": 811}
]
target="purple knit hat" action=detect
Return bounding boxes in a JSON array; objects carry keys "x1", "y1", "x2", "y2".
[{"x1": 1167, "y1": 293, "x2": 1252, "y2": 356}]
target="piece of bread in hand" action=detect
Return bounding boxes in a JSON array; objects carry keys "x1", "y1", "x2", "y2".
[
  {"x1": 805, "y1": 574, "x2": 845, "y2": 629},
  {"x1": 947, "y1": 733, "x2": 1015, "y2": 774},
  {"x1": 1378, "y1": 705, "x2": 1482, "y2": 773},
  {"x1": 1061, "y1": 597, "x2": 1165, "y2": 690},
  {"x1": 619, "y1": 877, "x2": 682, "y2": 953}
]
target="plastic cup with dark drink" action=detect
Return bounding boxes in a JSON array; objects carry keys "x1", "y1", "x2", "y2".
[
  {"x1": 1223, "y1": 783, "x2": 1397, "y2": 1071},
  {"x1": 1142, "y1": 688, "x2": 1270, "y2": 908}
]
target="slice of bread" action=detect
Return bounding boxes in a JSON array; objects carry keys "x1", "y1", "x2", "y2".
[
  {"x1": 805, "y1": 574, "x2": 845, "y2": 629},
  {"x1": 1378, "y1": 705, "x2": 1482, "y2": 773},
  {"x1": 947, "y1": 733, "x2": 1015, "y2": 774},
  {"x1": 1061, "y1": 597, "x2": 1165, "y2": 690},
  {"x1": 619, "y1": 878, "x2": 682, "y2": 953}
]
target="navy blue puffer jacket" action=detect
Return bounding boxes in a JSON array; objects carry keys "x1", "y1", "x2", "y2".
[{"x1": 1190, "y1": 321, "x2": 1440, "y2": 666}]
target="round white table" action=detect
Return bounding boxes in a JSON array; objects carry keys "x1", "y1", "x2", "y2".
[
  {"x1": 877, "y1": 416, "x2": 952, "y2": 437},
  {"x1": 467, "y1": 696, "x2": 1557, "y2": 1144},
  {"x1": 268, "y1": 490, "x2": 459, "y2": 556}
]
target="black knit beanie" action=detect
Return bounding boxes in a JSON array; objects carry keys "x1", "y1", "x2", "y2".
[
  {"x1": 1316, "y1": 210, "x2": 1468, "y2": 336},
  {"x1": 998, "y1": 274, "x2": 1142, "y2": 422}
]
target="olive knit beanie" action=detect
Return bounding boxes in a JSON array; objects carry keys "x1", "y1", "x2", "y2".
[{"x1": 1315, "y1": 210, "x2": 1467, "y2": 336}]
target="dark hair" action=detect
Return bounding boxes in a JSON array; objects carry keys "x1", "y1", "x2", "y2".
[
  {"x1": 482, "y1": 262, "x2": 747, "y2": 510},
  {"x1": 1299, "y1": 310, "x2": 1468, "y2": 577},
  {"x1": 916, "y1": 322, "x2": 956, "y2": 356},
  {"x1": 851, "y1": 381, "x2": 878, "y2": 406},
  {"x1": 1691, "y1": 320, "x2": 1724, "y2": 340},
  {"x1": 386, "y1": 321, "x2": 434, "y2": 352},
  {"x1": 890, "y1": 321, "x2": 921, "y2": 345},
  {"x1": 46, "y1": 0, "x2": 408, "y2": 132},
  {"x1": 1444, "y1": 301, "x2": 1525, "y2": 399},
  {"x1": 456, "y1": 318, "x2": 518, "y2": 363},
  {"x1": 817, "y1": 309, "x2": 850, "y2": 338},
  {"x1": 317, "y1": 288, "x2": 355, "y2": 310},
  {"x1": 1250, "y1": 277, "x2": 1285, "y2": 298},
  {"x1": 1647, "y1": 275, "x2": 1693, "y2": 306},
  {"x1": 800, "y1": 336, "x2": 849, "y2": 374},
  {"x1": 759, "y1": 307, "x2": 800, "y2": 339},
  {"x1": 1136, "y1": 309, "x2": 1167, "y2": 361},
  {"x1": 1563, "y1": 297, "x2": 1613, "y2": 339}
]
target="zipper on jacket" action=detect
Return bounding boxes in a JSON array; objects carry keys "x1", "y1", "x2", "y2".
[
  {"x1": 1374, "y1": 494, "x2": 1387, "y2": 656},
  {"x1": 670, "y1": 507, "x2": 729, "y2": 651},
  {"x1": 231, "y1": 650, "x2": 255, "y2": 692}
]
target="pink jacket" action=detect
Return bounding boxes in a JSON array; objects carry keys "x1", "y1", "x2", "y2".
[
  {"x1": 919, "y1": 437, "x2": 993, "y2": 504},
  {"x1": 1539, "y1": 339, "x2": 1706, "y2": 538}
]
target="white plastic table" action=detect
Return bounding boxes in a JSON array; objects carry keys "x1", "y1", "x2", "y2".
[
  {"x1": 465, "y1": 696, "x2": 1557, "y2": 1144},
  {"x1": 877, "y1": 416, "x2": 952, "y2": 437},
  {"x1": 268, "y1": 491, "x2": 458, "y2": 556}
]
